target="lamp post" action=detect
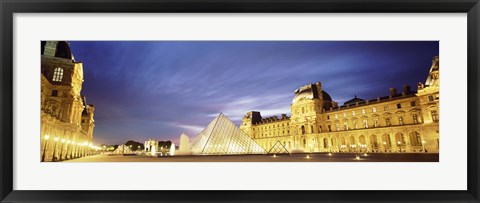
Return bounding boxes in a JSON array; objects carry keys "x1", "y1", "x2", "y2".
[
  {"x1": 397, "y1": 141, "x2": 402, "y2": 153},
  {"x1": 41, "y1": 135, "x2": 50, "y2": 162},
  {"x1": 383, "y1": 142, "x2": 387, "y2": 153},
  {"x1": 52, "y1": 137, "x2": 59, "y2": 162},
  {"x1": 59, "y1": 139, "x2": 65, "y2": 161}
]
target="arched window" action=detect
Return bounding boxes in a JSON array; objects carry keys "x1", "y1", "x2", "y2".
[
  {"x1": 301, "y1": 126, "x2": 306, "y2": 134},
  {"x1": 52, "y1": 67, "x2": 64, "y2": 82},
  {"x1": 409, "y1": 131, "x2": 422, "y2": 146}
]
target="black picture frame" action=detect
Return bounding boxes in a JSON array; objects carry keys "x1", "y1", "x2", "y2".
[{"x1": 1, "y1": 0, "x2": 479, "y2": 202}]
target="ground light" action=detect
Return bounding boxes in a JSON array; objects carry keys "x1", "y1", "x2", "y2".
[
  {"x1": 363, "y1": 153, "x2": 368, "y2": 157},
  {"x1": 306, "y1": 155, "x2": 310, "y2": 159},
  {"x1": 273, "y1": 154, "x2": 277, "y2": 158},
  {"x1": 355, "y1": 155, "x2": 361, "y2": 160},
  {"x1": 328, "y1": 152, "x2": 332, "y2": 156}
]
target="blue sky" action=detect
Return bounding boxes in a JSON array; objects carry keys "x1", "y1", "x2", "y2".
[{"x1": 68, "y1": 41, "x2": 439, "y2": 145}]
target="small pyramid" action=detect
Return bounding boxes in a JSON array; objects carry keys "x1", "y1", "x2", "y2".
[
  {"x1": 267, "y1": 140, "x2": 291, "y2": 155},
  {"x1": 112, "y1": 145, "x2": 134, "y2": 155},
  {"x1": 191, "y1": 113, "x2": 266, "y2": 155}
]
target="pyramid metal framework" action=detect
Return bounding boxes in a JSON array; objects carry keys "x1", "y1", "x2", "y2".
[
  {"x1": 191, "y1": 113, "x2": 266, "y2": 155},
  {"x1": 111, "y1": 145, "x2": 134, "y2": 155},
  {"x1": 267, "y1": 140, "x2": 291, "y2": 155}
]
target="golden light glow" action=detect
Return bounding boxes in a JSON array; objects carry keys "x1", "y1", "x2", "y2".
[
  {"x1": 306, "y1": 155, "x2": 310, "y2": 159},
  {"x1": 54, "y1": 137, "x2": 59, "y2": 142},
  {"x1": 61, "y1": 139, "x2": 65, "y2": 143},
  {"x1": 328, "y1": 153, "x2": 332, "y2": 156},
  {"x1": 273, "y1": 154, "x2": 277, "y2": 158},
  {"x1": 44, "y1": 135, "x2": 50, "y2": 140}
]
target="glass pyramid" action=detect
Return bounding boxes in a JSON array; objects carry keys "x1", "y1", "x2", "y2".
[
  {"x1": 111, "y1": 145, "x2": 134, "y2": 155},
  {"x1": 191, "y1": 113, "x2": 266, "y2": 155},
  {"x1": 267, "y1": 140, "x2": 291, "y2": 155}
]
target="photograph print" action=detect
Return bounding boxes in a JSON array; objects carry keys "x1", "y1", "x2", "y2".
[{"x1": 40, "y1": 41, "x2": 439, "y2": 162}]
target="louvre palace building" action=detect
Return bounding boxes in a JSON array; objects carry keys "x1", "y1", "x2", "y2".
[
  {"x1": 40, "y1": 41, "x2": 96, "y2": 161},
  {"x1": 240, "y1": 56, "x2": 439, "y2": 153}
]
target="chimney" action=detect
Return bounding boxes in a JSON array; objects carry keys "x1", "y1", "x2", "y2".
[
  {"x1": 402, "y1": 85, "x2": 411, "y2": 96},
  {"x1": 389, "y1": 88, "x2": 397, "y2": 98},
  {"x1": 281, "y1": 114, "x2": 287, "y2": 119}
]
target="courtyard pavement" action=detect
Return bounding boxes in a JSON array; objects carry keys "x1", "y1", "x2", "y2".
[{"x1": 63, "y1": 152, "x2": 439, "y2": 162}]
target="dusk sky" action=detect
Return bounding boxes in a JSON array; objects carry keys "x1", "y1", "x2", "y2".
[{"x1": 68, "y1": 41, "x2": 439, "y2": 145}]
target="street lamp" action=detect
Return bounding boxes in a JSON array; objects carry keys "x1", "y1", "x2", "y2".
[
  {"x1": 52, "y1": 137, "x2": 59, "y2": 162},
  {"x1": 41, "y1": 135, "x2": 50, "y2": 162},
  {"x1": 397, "y1": 141, "x2": 402, "y2": 152},
  {"x1": 59, "y1": 139, "x2": 65, "y2": 161}
]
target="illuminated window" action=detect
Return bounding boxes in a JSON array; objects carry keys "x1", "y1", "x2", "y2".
[
  {"x1": 353, "y1": 121, "x2": 358, "y2": 129},
  {"x1": 373, "y1": 118, "x2": 378, "y2": 127},
  {"x1": 361, "y1": 109, "x2": 366, "y2": 114},
  {"x1": 363, "y1": 120, "x2": 368, "y2": 128},
  {"x1": 343, "y1": 112, "x2": 347, "y2": 118},
  {"x1": 344, "y1": 123, "x2": 349, "y2": 131},
  {"x1": 52, "y1": 67, "x2": 64, "y2": 82},
  {"x1": 385, "y1": 117, "x2": 391, "y2": 126},
  {"x1": 413, "y1": 114, "x2": 419, "y2": 124},
  {"x1": 335, "y1": 114, "x2": 338, "y2": 119},
  {"x1": 431, "y1": 110, "x2": 439, "y2": 122},
  {"x1": 372, "y1": 107, "x2": 377, "y2": 112},
  {"x1": 352, "y1": 111, "x2": 356, "y2": 116},
  {"x1": 398, "y1": 116, "x2": 404, "y2": 125},
  {"x1": 335, "y1": 123, "x2": 340, "y2": 131}
]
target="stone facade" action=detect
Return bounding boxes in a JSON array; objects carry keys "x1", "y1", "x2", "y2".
[
  {"x1": 240, "y1": 56, "x2": 440, "y2": 153},
  {"x1": 40, "y1": 41, "x2": 95, "y2": 161}
]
